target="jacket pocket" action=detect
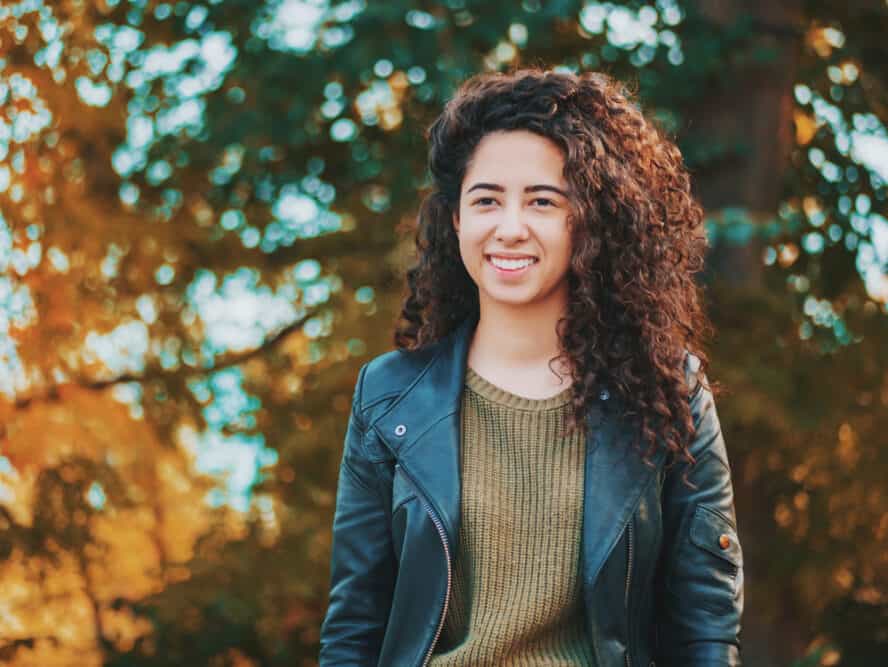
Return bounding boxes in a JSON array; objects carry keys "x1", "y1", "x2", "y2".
[
  {"x1": 689, "y1": 505, "x2": 742, "y2": 569},
  {"x1": 666, "y1": 504, "x2": 743, "y2": 615}
]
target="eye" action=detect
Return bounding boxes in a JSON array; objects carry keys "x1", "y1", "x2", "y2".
[
  {"x1": 472, "y1": 197, "x2": 498, "y2": 206},
  {"x1": 532, "y1": 197, "x2": 556, "y2": 207}
]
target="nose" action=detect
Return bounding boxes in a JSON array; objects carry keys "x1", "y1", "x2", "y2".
[{"x1": 495, "y1": 203, "x2": 529, "y2": 243}]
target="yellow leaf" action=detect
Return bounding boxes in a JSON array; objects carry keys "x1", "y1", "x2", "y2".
[{"x1": 793, "y1": 109, "x2": 819, "y2": 146}]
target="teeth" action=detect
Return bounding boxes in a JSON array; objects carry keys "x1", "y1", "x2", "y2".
[{"x1": 489, "y1": 256, "x2": 535, "y2": 270}]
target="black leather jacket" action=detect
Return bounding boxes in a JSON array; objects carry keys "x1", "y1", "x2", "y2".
[{"x1": 320, "y1": 316, "x2": 744, "y2": 666}]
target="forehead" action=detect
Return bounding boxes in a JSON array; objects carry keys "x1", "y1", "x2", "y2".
[{"x1": 463, "y1": 130, "x2": 567, "y2": 188}]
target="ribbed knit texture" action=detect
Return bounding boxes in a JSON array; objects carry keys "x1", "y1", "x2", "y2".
[{"x1": 428, "y1": 367, "x2": 594, "y2": 667}]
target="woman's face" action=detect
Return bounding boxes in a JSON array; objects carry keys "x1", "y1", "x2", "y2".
[{"x1": 453, "y1": 129, "x2": 573, "y2": 314}]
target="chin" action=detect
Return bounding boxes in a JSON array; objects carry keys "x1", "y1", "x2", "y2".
[{"x1": 481, "y1": 288, "x2": 539, "y2": 306}]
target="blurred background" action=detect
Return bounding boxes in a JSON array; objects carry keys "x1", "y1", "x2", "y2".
[{"x1": 1, "y1": 0, "x2": 886, "y2": 665}]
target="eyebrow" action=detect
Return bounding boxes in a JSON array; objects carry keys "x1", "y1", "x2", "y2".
[{"x1": 465, "y1": 182, "x2": 569, "y2": 198}]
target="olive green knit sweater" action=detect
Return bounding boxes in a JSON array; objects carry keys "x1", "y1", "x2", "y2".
[{"x1": 428, "y1": 366, "x2": 594, "y2": 667}]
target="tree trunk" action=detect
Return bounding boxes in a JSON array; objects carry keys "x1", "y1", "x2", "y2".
[
  {"x1": 687, "y1": 0, "x2": 805, "y2": 290},
  {"x1": 687, "y1": 2, "x2": 808, "y2": 664}
]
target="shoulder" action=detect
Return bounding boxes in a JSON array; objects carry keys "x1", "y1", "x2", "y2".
[{"x1": 356, "y1": 338, "x2": 446, "y2": 411}]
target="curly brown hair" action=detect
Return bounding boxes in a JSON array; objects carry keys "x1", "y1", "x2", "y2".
[{"x1": 394, "y1": 67, "x2": 716, "y2": 468}]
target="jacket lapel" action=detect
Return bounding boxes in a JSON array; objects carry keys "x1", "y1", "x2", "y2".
[
  {"x1": 371, "y1": 316, "x2": 475, "y2": 552},
  {"x1": 370, "y1": 314, "x2": 665, "y2": 590},
  {"x1": 581, "y1": 396, "x2": 666, "y2": 588}
]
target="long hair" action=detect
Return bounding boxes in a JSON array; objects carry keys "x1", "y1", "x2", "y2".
[{"x1": 394, "y1": 67, "x2": 716, "y2": 467}]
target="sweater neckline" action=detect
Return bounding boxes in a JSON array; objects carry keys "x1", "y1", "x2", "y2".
[{"x1": 464, "y1": 365, "x2": 573, "y2": 411}]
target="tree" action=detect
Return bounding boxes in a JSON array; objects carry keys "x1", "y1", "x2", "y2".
[{"x1": 1, "y1": 0, "x2": 886, "y2": 664}]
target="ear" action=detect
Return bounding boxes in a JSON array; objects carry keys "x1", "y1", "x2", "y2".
[{"x1": 452, "y1": 210, "x2": 460, "y2": 233}]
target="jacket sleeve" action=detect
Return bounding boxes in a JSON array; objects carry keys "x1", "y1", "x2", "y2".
[
  {"x1": 319, "y1": 363, "x2": 396, "y2": 666},
  {"x1": 654, "y1": 354, "x2": 744, "y2": 666}
]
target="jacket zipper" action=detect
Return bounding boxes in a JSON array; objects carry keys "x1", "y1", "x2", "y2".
[
  {"x1": 624, "y1": 519, "x2": 634, "y2": 667},
  {"x1": 394, "y1": 464, "x2": 452, "y2": 667}
]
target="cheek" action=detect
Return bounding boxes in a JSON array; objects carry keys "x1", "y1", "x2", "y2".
[
  {"x1": 455, "y1": 221, "x2": 483, "y2": 255},
  {"x1": 547, "y1": 228, "x2": 573, "y2": 266},
  {"x1": 454, "y1": 227, "x2": 479, "y2": 272}
]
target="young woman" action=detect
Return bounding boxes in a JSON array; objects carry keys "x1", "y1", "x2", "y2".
[{"x1": 320, "y1": 68, "x2": 744, "y2": 667}]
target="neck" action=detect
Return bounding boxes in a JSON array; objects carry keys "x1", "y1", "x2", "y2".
[{"x1": 469, "y1": 293, "x2": 568, "y2": 372}]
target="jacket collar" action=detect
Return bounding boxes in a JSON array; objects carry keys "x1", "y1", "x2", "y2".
[{"x1": 370, "y1": 315, "x2": 665, "y2": 589}]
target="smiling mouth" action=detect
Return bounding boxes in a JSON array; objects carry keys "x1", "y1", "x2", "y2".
[{"x1": 486, "y1": 255, "x2": 538, "y2": 270}]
